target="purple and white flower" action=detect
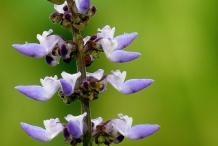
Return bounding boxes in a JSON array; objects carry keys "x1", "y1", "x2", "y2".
[
  {"x1": 15, "y1": 75, "x2": 60, "y2": 101},
  {"x1": 107, "y1": 70, "x2": 154, "y2": 94},
  {"x1": 60, "y1": 71, "x2": 81, "y2": 96},
  {"x1": 13, "y1": 29, "x2": 64, "y2": 58},
  {"x1": 65, "y1": 112, "x2": 87, "y2": 138},
  {"x1": 54, "y1": 0, "x2": 90, "y2": 14},
  {"x1": 20, "y1": 118, "x2": 63, "y2": 142},
  {"x1": 97, "y1": 25, "x2": 140, "y2": 63},
  {"x1": 106, "y1": 114, "x2": 160, "y2": 143}
]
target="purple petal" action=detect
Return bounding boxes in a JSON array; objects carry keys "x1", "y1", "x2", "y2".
[
  {"x1": 79, "y1": 0, "x2": 90, "y2": 13},
  {"x1": 60, "y1": 79, "x2": 73, "y2": 96},
  {"x1": 109, "y1": 50, "x2": 140, "y2": 63},
  {"x1": 120, "y1": 79, "x2": 154, "y2": 94},
  {"x1": 15, "y1": 86, "x2": 49, "y2": 101},
  {"x1": 127, "y1": 124, "x2": 160, "y2": 140},
  {"x1": 114, "y1": 32, "x2": 138, "y2": 50},
  {"x1": 12, "y1": 43, "x2": 47, "y2": 58},
  {"x1": 20, "y1": 122, "x2": 50, "y2": 142},
  {"x1": 68, "y1": 120, "x2": 82, "y2": 139}
]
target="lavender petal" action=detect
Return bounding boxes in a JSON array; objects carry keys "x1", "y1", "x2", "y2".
[
  {"x1": 68, "y1": 120, "x2": 82, "y2": 139},
  {"x1": 115, "y1": 32, "x2": 138, "y2": 50},
  {"x1": 109, "y1": 50, "x2": 141, "y2": 63},
  {"x1": 20, "y1": 122, "x2": 50, "y2": 142},
  {"x1": 12, "y1": 43, "x2": 47, "y2": 58},
  {"x1": 60, "y1": 79, "x2": 73, "y2": 96},
  {"x1": 15, "y1": 86, "x2": 49, "y2": 101},
  {"x1": 120, "y1": 79, "x2": 154, "y2": 94},
  {"x1": 126, "y1": 124, "x2": 160, "y2": 140}
]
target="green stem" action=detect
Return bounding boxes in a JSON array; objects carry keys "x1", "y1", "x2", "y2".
[{"x1": 74, "y1": 27, "x2": 92, "y2": 146}]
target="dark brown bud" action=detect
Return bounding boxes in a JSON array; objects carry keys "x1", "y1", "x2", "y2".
[
  {"x1": 49, "y1": 12, "x2": 63, "y2": 24},
  {"x1": 86, "y1": 5, "x2": 97, "y2": 17}
]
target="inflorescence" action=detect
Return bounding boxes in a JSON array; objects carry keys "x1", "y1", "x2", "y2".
[{"x1": 13, "y1": 0, "x2": 160, "y2": 145}]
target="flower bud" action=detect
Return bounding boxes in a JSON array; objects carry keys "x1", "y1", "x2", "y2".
[
  {"x1": 49, "y1": 12, "x2": 64, "y2": 24},
  {"x1": 73, "y1": 17, "x2": 89, "y2": 30},
  {"x1": 86, "y1": 5, "x2": 97, "y2": 17},
  {"x1": 60, "y1": 19, "x2": 73, "y2": 32}
]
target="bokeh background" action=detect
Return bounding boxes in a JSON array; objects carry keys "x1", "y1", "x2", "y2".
[{"x1": 1, "y1": 0, "x2": 218, "y2": 145}]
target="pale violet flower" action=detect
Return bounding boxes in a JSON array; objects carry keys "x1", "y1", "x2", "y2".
[
  {"x1": 86, "y1": 69, "x2": 104, "y2": 81},
  {"x1": 20, "y1": 118, "x2": 63, "y2": 142},
  {"x1": 107, "y1": 70, "x2": 154, "y2": 94},
  {"x1": 91, "y1": 117, "x2": 103, "y2": 135},
  {"x1": 107, "y1": 114, "x2": 160, "y2": 142},
  {"x1": 97, "y1": 25, "x2": 140, "y2": 63},
  {"x1": 65, "y1": 112, "x2": 87, "y2": 138},
  {"x1": 60, "y1": 71, "x2": 81, "y2": 96},
  {"x1": 15, "y1": 76, "x2": 60, "y2": 101},
  {"x1": 54, "y1": 0, "x2": 90, "y2": 14},
  {"x1": 13, "y1": 29, "x2": 64, "y2": 58}
]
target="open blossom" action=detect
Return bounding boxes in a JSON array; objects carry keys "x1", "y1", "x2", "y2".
[
  {"x1": 105, "y1": 114, "x2": 160, "y2": 143},
  {"x1": 97, "y1": 25, "x2": 140, "y2": 63},
  {"x1": 20, "y1": 118, "x2": 63, "y2": 142},
  {"x1": 12, "y1": 29, "x2": 64, "y2": 58},
  {"x1": 15, "y1": 76, "x2": 60, "y2": 101},
  {"x1": 65, "y1": 112, "x2": 87, "y2": 139},
  {"x1": 60, "y1": 71, "x2": 81, "y2": 96},
  {"x1": 107, "y1": 70, "x2": 154, "y2": 94}
]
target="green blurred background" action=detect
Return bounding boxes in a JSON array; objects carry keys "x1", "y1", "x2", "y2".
[{"x1": 1, "y1": 0, "x2": 218, "y2": 145}]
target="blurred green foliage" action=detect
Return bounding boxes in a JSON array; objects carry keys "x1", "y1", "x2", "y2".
[{"x1": 1, "y1": 0, "x2": 218, "y2": 145}]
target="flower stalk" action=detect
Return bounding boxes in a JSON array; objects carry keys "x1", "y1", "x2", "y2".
[{"x1": 73, "y1": 28, "x2": 92, "y2": 145}]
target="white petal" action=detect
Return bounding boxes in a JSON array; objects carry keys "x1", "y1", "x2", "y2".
[
  {"x1": 97, "y1": 25, "x2": 115, "y2": 39},
  {"x1": 61, "y1": 71, "x2": 81, "y2": 92},
  {"x1": 107, "y1": 70, "x2": 126, "y2": 91},
  {"x1": 86, "y1": 69, "x2": 104, "y2": 80},
  {"x1": 54, "y1": 1, "x2": 68, "y2": 13},
  {"x1": 40, "y1": 75, "x2": 60, "y2": 98},
  {"x1": 100, "y1": 39, "x2": 118, "y2": 58},
  {"x1": 43, "y1": 118, "x2": 63, "y2": 139},
  {"x1": 91, "y1": 117, "x2": 103, "y2": 135}
]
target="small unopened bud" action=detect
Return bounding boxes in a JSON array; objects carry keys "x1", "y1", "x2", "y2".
[
  {"x1": 60, "y1": 19, "x2": 73, "y2": 32},
  {"x1": 49, "y1": 12, "x2": 63, "y2": 24},
  {"x1": 73, "y1": 17, "x2": 89, "y2": 30},
  {"x1": 47, "y1": 0, "x2": 65, "y2": 5},
  {"x1": 91, "y1": 50, "x2": 99, "y2": 59},
  {"x1": 85, "y1": 55, "x2": 94, "y2": 67},
  {"x1": 63, "y1": 12, "x2": 72, "y2": 22},
  {"x1": 86, "y1": 5, "x2": 97, "y2": 17}
]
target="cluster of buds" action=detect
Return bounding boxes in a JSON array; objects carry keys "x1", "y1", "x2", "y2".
[
  {"x1": 49, "y1": 0, "x2": 97, "y2": 31},
  {"x1": 13, "y1": 0, "x2": 160, "y2": 145}
]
